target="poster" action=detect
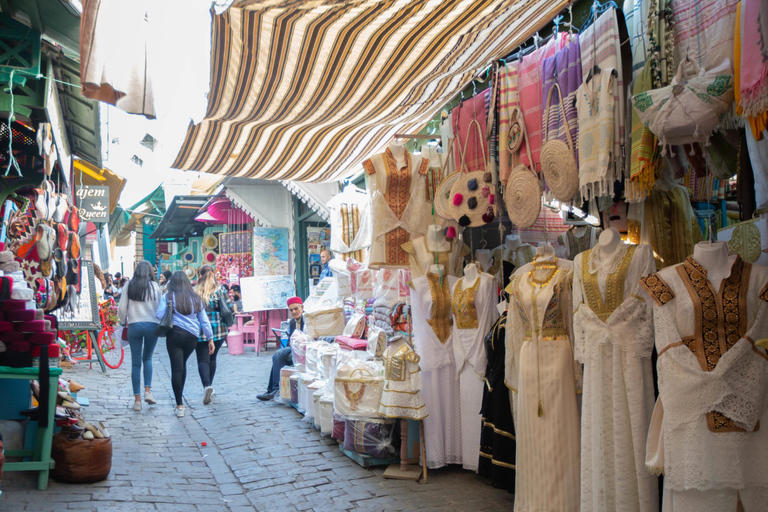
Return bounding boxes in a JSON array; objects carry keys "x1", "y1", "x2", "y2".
[
  {"x1": 252, "y1": 227, "x2": 290, "y2": 276},
  {"x1": 240, "y1": 275, "x2": 295, "y2": 311},
  {"x1": 77, "y1": 186, "x2": 110, "y2": 223},
  {"x1": 55, "y1": 260, "x2": 101, "y2": 331}
]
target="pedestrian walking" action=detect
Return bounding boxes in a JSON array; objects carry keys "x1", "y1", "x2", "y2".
[
  {"x1": 118, "y1": 261, "x2": 162, "y2": 411},
  {"x1": 156, "y1": 271, "x2": 213, "y2": 417},
  {"x1": 159, "y1": 270, "x2": 172, "y2": 292},
  {"x1": 194, "y1": 265, "x2": 232, "y2": 404}
]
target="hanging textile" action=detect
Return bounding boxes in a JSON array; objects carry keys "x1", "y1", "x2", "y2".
[
  {"x1": 623, "y1": 0, "x2": 652, "y2": 79},
  {"x1": 327, "y1": 186, "x2": 372, "y2": 263},
  {"x1": 515, "y1": 204, "x2": 570, "y2": 245},
  {"x1": 579, "y1": 8, "x2": 627, "y2": 181},
  {"x1": 452, "y1": 90, "x2": 490, "y2": 173},
  {"x1": 738, "y1": 0, "x2": 768, "y2": 120},
  {"x1": 628, "y1": 61, "x2": 662, "y2": 197},
  {"x1": 542, "y1": 37, "x2": 583, "y2": 166},
  {"x1": 519, "y1": 33, "x2": 570, "y2": 172},
  {"x1": 735, "y1": 1, "x2": 768, "y2": 140},
  {"x1": 672, "y1": 0, "x2": 739, "y2": 74},
  {"x1": 497, "y1": 61, "x2": 521, "y2": 184}
]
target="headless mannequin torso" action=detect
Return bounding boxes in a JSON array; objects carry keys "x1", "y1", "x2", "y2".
[
  {"x1": 692, "y1": 241, "x2": 736, "y2": 291},
  {"x1": 461, "y1": 263, "x2": 479, "y2": 289},
  {"x1": 389, "y1": 141, "x2": 407, "y2": 168},
  {"x1": 426, "y1": 224, "x2": 451, "y2": 252},
  {"x1": 505, "y1": 235, "x2": 522, "y2": 251},
  {"x1": 597, "y1": 227, "x2": 622, "y2": 253}
]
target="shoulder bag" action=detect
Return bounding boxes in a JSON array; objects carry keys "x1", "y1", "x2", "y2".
[
  {"x1": 155, "y1": 294, "x2": 174, "y2": 336},
  {"x1": 218, "y1": 289, "x2": 234, "y2": 328}
]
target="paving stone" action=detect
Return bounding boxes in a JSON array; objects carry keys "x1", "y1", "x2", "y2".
[{"x1": 0, "y1": 343, "x2": 514, "y2": 510}]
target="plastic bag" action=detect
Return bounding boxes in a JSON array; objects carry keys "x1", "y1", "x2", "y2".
[
  {"x1": 334, "y1": 364, "x2": 384, "y2": 418},
  {"x1": 343, "y1": 417, "x2": 400, "y2": 459},
  {"x1": 343, "y1": 313, "x2": 367, "y2": 339},
  {"x1": 290, "y1": 330, "x2": 313, "y2": 366},
  {"x1": 332, "y1": 412, "x2": 346, "y2": 442},
  {"x1": 373, "y1": 268, "x2": 400, "y2": 301},
  {"x1": 366, "y1": 326, "x2": 386, "y2": 358},
  {"x1": 351, "y1": 268, "x2": 374, "y2": 301},
  {"x1": 279, "y1": 366, "x2": 300, "y2": 402}
]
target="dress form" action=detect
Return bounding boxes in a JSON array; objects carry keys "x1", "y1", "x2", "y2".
[
  {"x1": 598, "y1": 227, "x2": 622, "y2": 253},
  {"x1": 389, "y1": 140, "x2": 407, "y2": 167},
  {"x1": 426, "y1": 224, "x2": 451, "y2": 252},
  {"x1": 692, "y1": 241, "x2": 735, "y2": 291},
  {"x1": 505, "y1": 235, "x2": 522, "y2": 250},
  {"x1": 475, "y1": 250, "x2": 493, "y2": 273},
  {"x1": 429, "y1": 264, "x2": 445, "y2": 275},
  {"x1": 461, "y1": 263, "x2": 479, "y2": 289}
]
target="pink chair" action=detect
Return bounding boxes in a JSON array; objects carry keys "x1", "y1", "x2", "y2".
[
  {"x1": 236, "y1": 314, "x2": 259, "y2": 352},
  {"x1": 264, "y1": 310, "x2": 286, "y2": 351}
]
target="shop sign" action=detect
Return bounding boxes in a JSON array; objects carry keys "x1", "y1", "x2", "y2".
[{"x1": 77, "y1": 186, "x2": 110, "y2": 222}]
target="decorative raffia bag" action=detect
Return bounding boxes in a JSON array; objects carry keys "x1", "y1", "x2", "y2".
[
  {"x1": 304, "y1": 306, "x2": 345, "y2": 338},
  {"x1": 540, "y1": 83, "x2": 578, "y2": 201},
  {"x1": 505, "y1": 120, "x2": 541, "y2": 228},
  {"x1": 334, "y1": 367, "x2": 383, "y2": 418}
]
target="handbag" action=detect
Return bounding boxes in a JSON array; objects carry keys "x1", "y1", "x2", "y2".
[
  {"x1": 217, "y1": 290, "x2": 234, "y2": 327},
  {"x1": 122, "y1": 301, "x2": 129, "y2": 343},
  {"x1": 505, "y1": 120, "x2": 542, "y2": 228},
  {"x1": 334, "y1": 367, "x2": 384, "y2": 418},
  {"x1": 155, "y1": 295, "x2": 174, "y2": 336},
  {"x1": 304, "y1": 306, "x2": 346, "y2": 338},
  {"x1": 540, "y1": 82, "x2": 578, "y2": 201}
]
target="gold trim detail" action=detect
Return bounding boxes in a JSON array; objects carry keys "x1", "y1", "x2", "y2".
[
  {"x1": 452, "y1": 277, "x2": 480, "y2": 329},
  {"x1": 639, "y1": 273, "x2": 675, "y2": 306},
  {"x1": 426, "y1": 272, "x2": 453, "y2": 344},
  {"x1": 581, "y1": 246, "x2": 637, "y2": 321}
]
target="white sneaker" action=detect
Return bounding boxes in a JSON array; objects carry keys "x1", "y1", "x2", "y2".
[
  {"x1": 203, "y1": 386, "x2": 214, "y2": 405},
  {"x1": 175, "y1": 406, "x2": 184, "y2": 418},
  {"x1": 133, "y1": 401, "x2": 141, "y2": 411},
  {"x1": 144, "y1": 391, "x2": 156, "y2": 404}
]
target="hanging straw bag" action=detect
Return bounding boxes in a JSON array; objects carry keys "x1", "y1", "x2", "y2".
[
  {"x1": 304, "y1": 303, "x2": 346, "y2": 338},
  {"x1": 448, "y1": 119, "x2": 496, "y2": 227},
  {"x1": 540, "y1": 83, "x2": 578, "y2": 201},
  {"x1": 505, "y1": 120, "x2": 541, "y2": 228}
]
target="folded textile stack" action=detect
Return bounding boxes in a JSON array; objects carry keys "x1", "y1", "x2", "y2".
[
  {"x1": 390, "y1": 302, "x2": 409, "y2": 333},
  {"x1": 365, "y1": 297, "x2": 375, "y2": 316},
  {"x1": 342, "y1": 417, "x2": 400, "y2": 460},
  {"x1": 335, "y1": 335, "x2": 368, "y2": 351},
  {"x1": 342, "y1": 297, "x2": 355, "y2": 322},
  {"x1": 372, "y1": 298, "x2": 395, "y2": 334}
]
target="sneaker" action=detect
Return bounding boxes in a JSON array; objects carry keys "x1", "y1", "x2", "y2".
[
  {"x1": 257, "y1": 391, "x2": 276, "y2": 401},
  {"x1": 133, "y1": 401, "x2": 141, "y2": 411},
  {"x1": 144, "y1": 391, "x2": 156, "y2": 405},
  {"x1": 175, "y1": 407, "x2": 184, "y2": 418},
  {"x1": 203, "y1": 386, "x2": 214, "y2": 405}
]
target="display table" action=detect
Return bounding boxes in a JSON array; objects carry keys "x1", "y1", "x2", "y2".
[{"x1": 0, "y1": 365, "x2": 62, "y2": 490}]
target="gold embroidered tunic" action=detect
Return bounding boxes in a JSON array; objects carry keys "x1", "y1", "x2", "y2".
[
  {"x1": 639, "y1": 255, "x2": 768, "y2": 496},
  {"x1": 379, "y1": 341, "x2": 428, "y2": 420},
  {"x1": 573, "y1": 244, "x2": 659, "y2": 512},
  {"x1": 451, "y1": 277, "x2": 480, "y2": 329}
]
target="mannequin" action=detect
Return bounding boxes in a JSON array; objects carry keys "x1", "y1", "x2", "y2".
[
  {"x1": 474, "y1": 249, "x2": 493, "y2": 273},
  {"x1": 461, "y1": 263, "x2": 479, "y2": 289},
  {"x1": 505, "y1": 234, "x2": 522, "y2": 250},
  {"x1": 403, "y1": 226, "x2": 467, "y2": 278},
  {"x1": 535, "y1": 243, "x2": 555, "y2": 258},
  {"x1": 389, "y1": 140, "x2": 407, "y2": 167},
  {"x1": 597, "y1": 227, "x2": 622, "y2": 253},
  {"x1": 692, "y1": 241, "x2": 735, "y2": 291},
  {"x1": 426, "y1": 224, "x2": 451, "y2": 252},
  {"x1": 429, "y1": 263, "x2": 445, "y2": 275}
]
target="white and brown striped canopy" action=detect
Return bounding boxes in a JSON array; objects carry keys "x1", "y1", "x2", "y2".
[{"x1": 172, "y1": 0, "x2": 567, "y2": 182}]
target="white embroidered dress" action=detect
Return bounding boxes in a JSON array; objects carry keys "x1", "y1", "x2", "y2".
[
  {"x1": 573, "y1": 243, "x2": 659, "y2": 512},
  {"x1": 640, "y1": 256, "x2": 768, "y2": 511},
  {"x1": 505, "y1": 259, "x2": 581, "y2": 512},
  {"x1": 451, "y1": 273, "x2": 499, "y2": 472},
  {"x1": 327, "y1": 187, "x2": 372, "y2": 262},
  {"x1": 412, "y1": 273, "x2": 462, "y2": 468}
]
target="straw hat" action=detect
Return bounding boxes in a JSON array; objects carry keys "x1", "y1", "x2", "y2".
[
  {"x1": 434, "y1": 172, "x2": 462, "y2": 219},
  {"x1": 183, "y1": 265, "x2": 197, "y2": 280},
  {"x1": 448, "y1": 171, "x2": 497, "y2": 228},
  {"x1": 505, "y1": 164, "x2": 541, "y2": 228},
  {"x1": 202, "y1": 234, "x2": 218, "y2": 250},
  {"x1": 202, "y1": 250, "x2": 217, "y2": 265},
  {"x1": 183, "y1": 251, "x2": 195, "y2": 263}
]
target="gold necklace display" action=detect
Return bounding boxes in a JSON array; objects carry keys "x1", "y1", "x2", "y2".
[{"x1": 529, "y1": 257, "x2": 559, "y2": 287}]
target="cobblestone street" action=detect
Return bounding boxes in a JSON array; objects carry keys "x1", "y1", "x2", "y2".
[{"x1": 1, "y1": 341, "x2": 515, "y2": 511}]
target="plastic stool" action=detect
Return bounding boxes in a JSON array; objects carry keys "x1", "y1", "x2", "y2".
[{"x1": 227, "y1": 331, "x2": 244, "y2": 355}]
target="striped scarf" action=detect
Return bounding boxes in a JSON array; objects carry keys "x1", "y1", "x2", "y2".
[
  {"x1": 542, "y1": 37, "x2": 583, "y2": 166},
  {"x1": 497, "y1": 61, "x2": 520, "y2": 184}
]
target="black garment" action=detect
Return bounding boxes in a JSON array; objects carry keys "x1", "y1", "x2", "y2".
[
  {"x1": 196, "y1": 338, "x2": 225, "y2": 387},
  {"x1": 478, "y1": 312, "x2": 516, "y2": 493},
  {"x1": 286, "y1": 315, "x2": 304, "y2": 343},
  {"x1": 166, "y1": 327, "x2": 199, "y2": 406}
]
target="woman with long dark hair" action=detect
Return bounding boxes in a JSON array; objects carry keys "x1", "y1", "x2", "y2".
[
  {"x1": 156, "y1": 271, "x2": 213, "y2": 417},
  {"x1": 194, "y1": 265, "x2": 232, "y2": 404},
  {"x1": 118, "y1": 261, "x2": 162, "y2": 411},
  {"x1": 159, "y1": 270, "x2": 172, "y2": 292}
]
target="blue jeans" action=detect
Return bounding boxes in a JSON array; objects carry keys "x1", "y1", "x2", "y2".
[
  {"x1": 128, "y1": 322, "x2": 159, "y2": 395},
  {"x1": 267, "y1": 347, "x2": 292, "y2": 393}
]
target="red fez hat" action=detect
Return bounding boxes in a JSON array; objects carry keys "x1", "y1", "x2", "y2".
[{"x1": 286, "y1": 297, "x2": 303, "y2": 307}]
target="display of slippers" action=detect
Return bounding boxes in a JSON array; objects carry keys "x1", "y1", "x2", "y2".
[
  {"x1": 69, "y1": 380, "x2": 84, "y2": 392},
  {"x1": 68, "y1": 232, "x2": 80, "y2": 259},
  {"x1": 56, "y1": 223, "x2": 68, "y2": 251},
  {"x1": 67, "y1": 206, "x2": 81, "y2": 233}
]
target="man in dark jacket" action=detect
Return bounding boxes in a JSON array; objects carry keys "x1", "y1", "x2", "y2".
[{"x1": 257, "y1": 296, "x2": 304, "y2": 401}]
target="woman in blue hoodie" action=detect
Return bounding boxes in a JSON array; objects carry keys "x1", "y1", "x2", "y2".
[{"x1": 156, "y1": 271, "x2": 213, "y2": 417}]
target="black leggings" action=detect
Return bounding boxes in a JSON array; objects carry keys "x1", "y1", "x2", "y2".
[
  {"x1": 196, "y1": 338, "x2": 225, "y2": 387},
  {"x1": 166, "y1": 327, "x2": 198, "y2": 406}
]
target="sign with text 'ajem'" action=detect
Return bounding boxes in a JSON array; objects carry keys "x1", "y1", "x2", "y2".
[{"x1": 77, "y1": 186, "x2": 110, "y2": 222}]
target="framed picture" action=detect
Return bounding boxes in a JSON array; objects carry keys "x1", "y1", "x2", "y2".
[{"x1": 55, "y1": 260, "x2": 101, "y2": 331}]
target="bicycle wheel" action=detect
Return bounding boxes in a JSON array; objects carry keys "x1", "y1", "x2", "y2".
[{"x1": 98, "y1": 328, "x2": 124, "y2": 369}]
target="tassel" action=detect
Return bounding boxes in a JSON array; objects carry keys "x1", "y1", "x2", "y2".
[{"x1": 538, "y1": 400, "x2": 543, "y2": 417}]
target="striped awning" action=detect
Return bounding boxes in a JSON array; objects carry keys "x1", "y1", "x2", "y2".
[{"x1": 171, "y1": 0, "x2": 566, "y2": 182}]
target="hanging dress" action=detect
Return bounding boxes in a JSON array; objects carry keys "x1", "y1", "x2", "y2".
[
  {"x1": 327, "y1": 187, "x2": 372, "y2": 263},
  {"x1": 573, "y1": 244, "x2": 659, "y2": 512},
  {"x1": 411, "y1": 273, "x2": 462, "y2": 468},
  {"x1": 402, "y1": 236, "x2": 470, "y2": 279},
  {"x1": 451, "y1": 273, "x2": 498, "y2": 472},
  {"x1": 505, "y1": 260, "x2": 580, "y2": 512},
  {"x1": 479, "y1": 312, "x2": 516, "y2": 493}
]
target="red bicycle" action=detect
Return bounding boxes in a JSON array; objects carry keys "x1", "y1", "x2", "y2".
[{"x1": 97, "y1": 299, "x2": 123, "y2": 369}]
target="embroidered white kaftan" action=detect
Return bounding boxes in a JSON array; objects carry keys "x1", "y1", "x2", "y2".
[
  {"x1": 451, "y1": 273, "x2": 499, "y2": 472},
  {"x1": 379, "y1": 340, "x2": 428, "y2": 420},
  {"x1": 640, "y1": 256, "x2": 768, "y2": 512},
  {"x1": 402, "y1": 236, "x2": 469, "y2": 279},
  {"x1": 505, "y1": 259, "x2": 580, "y2": 512},
  {"x1": 573, "y1": 243, "x2": 659, "y2": 512},
  {"x1": 363, "y1": 149, "x2": 430, "y2": 268},
  {"x1": 327, "y1": 186, "x2": 372, "y2": 263},
  {"x1": 412, "y1": 273, "x2": 462, "y2": 468}
]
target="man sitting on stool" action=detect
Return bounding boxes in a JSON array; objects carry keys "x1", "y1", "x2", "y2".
[{"x1": 257, "y1": 296, "x2": 304, "y2": 401}]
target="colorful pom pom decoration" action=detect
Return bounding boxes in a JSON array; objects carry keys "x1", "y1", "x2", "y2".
[
  {"x1": 467, "y1": 197, "x2": 478, "y2": 210},
  {"x1": 445, "y1": 226, "x2": 457, "y2": 239},
  {"x1": 483, "y1": 172, "x2": 492, "y2": 183},
  {"x1": 489, "y1": 194, "x2": 495, "y2": 205},
  {"x1": 458, "y1": 215, "x2": 471, "y2": 227},
  {"x1": 467, "y1": 179, "x2": 478, "y2": 191},
  {"x1": 452, "y1": 193, "x2": 464, "y2": 206}
]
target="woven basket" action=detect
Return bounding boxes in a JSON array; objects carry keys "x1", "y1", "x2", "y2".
[
  {"x1": 540, "y1": 83, "x2": 578, "y2": 202},
  {"x1": 434, "y1": 172, "x2": 462, "y2": 219},
  {"x1": 448, "y1": 171, "x2": 496, "y2": 227},
  {"x1": 503, "y1": 119, "x2": 541, "y2": 228}
]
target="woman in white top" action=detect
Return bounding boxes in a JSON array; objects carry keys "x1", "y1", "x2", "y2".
[{"x1": 118, "y1": 261, "x2": 162, "y2": 411}]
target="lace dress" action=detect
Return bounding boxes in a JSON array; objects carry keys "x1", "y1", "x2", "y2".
[
  {"x1": 640, "y1": 256, "x2": 768, "y2": 511},
  {"x1": 573, "y1": 243, "x2": 659, "y2": 512},
  {"x1": 411, "y1": 273, "x2": 462, "y2": 468},
  {"x1": 451, "y1": 273, "x2": 499, "y2": 472},
  {"x1": 478, "y1": 312, "x2": 516, "y2": 492},
  {"x1": 363, "y1": 148, "x2": 430, "y2": 268},
  {"x1": 505, "y1": 259, "x2": 580, "y2": 512},
  {"x1": 379, "y1": 341, "x2": 427, "y2": 420}
]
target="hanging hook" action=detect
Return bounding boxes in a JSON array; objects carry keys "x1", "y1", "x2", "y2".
[
  {"x1": 472, "y1": 80, "x2": 478, "y2": 97},
  {"x1": 534, "y1": 32, "x2": 540, "y2": 50},
  {"x1": 553, "y1": 15, "x2": 562, "y2": 38}
]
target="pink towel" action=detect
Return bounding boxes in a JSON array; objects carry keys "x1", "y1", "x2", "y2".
[
  {"x1": 741, "y1": 0, "x2": 768, "y2": 116},
  {"x1": 452, "y1": 89, "x2": 489, "y2": 173}
]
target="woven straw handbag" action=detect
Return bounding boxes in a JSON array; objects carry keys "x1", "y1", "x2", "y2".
[
  {"x1": 540, "y1": 82, "x2": 578, "y2": 201},
  {"x1": 505, "y1": 121, "x2": 541, "y2": 228}
]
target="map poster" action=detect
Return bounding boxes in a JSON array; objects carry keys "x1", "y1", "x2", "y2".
[
  {"x1": 240, "y1": 275, "x2": 295, "y2": 311},
  {"x1": 253, "y1": 227, "x2": 290, "y2": 276}
]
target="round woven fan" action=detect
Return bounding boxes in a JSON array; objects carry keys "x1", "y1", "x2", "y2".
[
  {"x1": 183, "y1": 252, "x2": 195, "y2": 263},
  {"x1": 202, "y1": 250, "x2": 217, "y2": 265},
  {"x1": 202, "y1": 234, "x2": 218, "y2": 250}
]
